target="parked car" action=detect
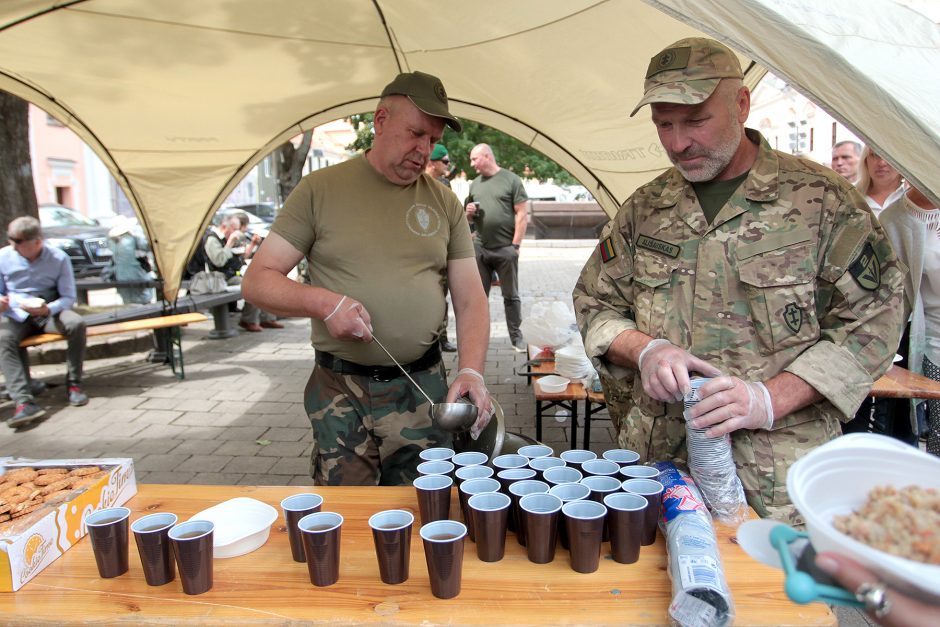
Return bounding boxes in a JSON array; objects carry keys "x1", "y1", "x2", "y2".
[{"x1": 38, "y1": 203, "x2": 113, "y2": 277}]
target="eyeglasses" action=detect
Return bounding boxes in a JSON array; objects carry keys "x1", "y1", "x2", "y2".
[
  {"x1": 8, "y1": 237, "x2": 26, "y2": 245},
  {"x1": 441, "y1": 159, "x2": 450, "y2": 164}
]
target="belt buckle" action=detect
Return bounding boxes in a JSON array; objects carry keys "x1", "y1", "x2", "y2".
[{"x1": 372, "y1": 367, "x2": 399, "y2": 382}]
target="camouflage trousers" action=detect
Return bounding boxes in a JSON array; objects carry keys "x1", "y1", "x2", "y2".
[
  {"x1": 303, "y1": 362, "x2": 452, "y2": 486},
  {"x1": 617, "y1": 408, "x2": 840, "y2": 526}
]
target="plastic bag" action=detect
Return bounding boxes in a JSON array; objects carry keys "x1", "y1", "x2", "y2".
[
  {"x1": 189, "y1": 271, "x2": 228, "y2": 295},
  {"x1": 654, "y1": 461, "x2": 736, "y2": 627},
  {"x1": 519, "y1": 301, "x2": 576, "y2": 351}
]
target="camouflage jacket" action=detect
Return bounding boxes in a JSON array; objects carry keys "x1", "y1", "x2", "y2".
[{"x1": 573, "y1": 130, "x2": 906, "y2": 429}]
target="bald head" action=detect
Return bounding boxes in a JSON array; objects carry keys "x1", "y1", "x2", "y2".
[{"x1": 470, "y1": 144, "x2": 499, "y2": 177}]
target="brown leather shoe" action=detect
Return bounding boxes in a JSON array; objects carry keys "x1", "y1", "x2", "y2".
[
  {"x1": 260, "y1": 320, "x2": 284, "y2": 329},
  {"x1": 239, "y1": 321, "x2": 263, "y2": 333}
]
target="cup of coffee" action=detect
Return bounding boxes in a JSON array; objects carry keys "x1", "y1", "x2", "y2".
[
  {"x1": 604, "y1": 492, "x2": 647, "y2": 564},
  {"x1": 298, "y1": 512, "x2": 344, "y2": 587},
  {"x1": 519, "y1": 493, "x2": 563, "y2": 564},
  {"x1": 562, "y1": 500, "x2": 607, "y2": 573},
  {"x1": 168, "y1": 520, "x2": 215, "y2": 595},
  {"x1": 131, "y1": 512, "x2": 177, "y2": 586},
  {"x1": 420, "y1": 520, "x2": 468, "y2": 599},
  {"x1": 414, "y1": 474, "x2": 453, "y2": 525},
  {"x1": 581, "y1": 475, "x2": 621, "y2": 541},
  {"x1": 622, "y1": 478, "x2": 664, "y2": 546},
  {"x1": 468, "y1": 492, "x2": 511, "y2": 562},
  {"x1": 281, "y1": 493, "x2": 324, "y2": 563},
  {"x1": 368, "y1": 509, "x2": 414, "y2": 585},
  {"x1": 86, "y1": 507, "x2": 131, "y2": 579}
]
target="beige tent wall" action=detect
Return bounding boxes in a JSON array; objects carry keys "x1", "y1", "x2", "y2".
[{"x1": 1, "y1": 0, "x2": 938, "y2": 300}]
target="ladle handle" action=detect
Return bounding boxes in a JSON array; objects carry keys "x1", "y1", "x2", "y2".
[{"x1": 371, "y1": 335, "x2": 436, "y2": 406}]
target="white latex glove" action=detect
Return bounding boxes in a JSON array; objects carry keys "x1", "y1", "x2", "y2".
[
  {"x1": 688, "y1": 376, "x2": 774, "y2": 437},
  {"x1": 450, "y1": 368, "x2": 493, "y2": 440},
  {"x1": 637, "y1": 338, "x2": 721, "y2": 402},
  {"x1": 322, "y1": 294, "x2": 373, "y2": 342}
]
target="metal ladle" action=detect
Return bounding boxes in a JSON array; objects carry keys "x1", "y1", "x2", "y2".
[{"x1": 371, "y1": 334, "x2": 478, "y2": 432}]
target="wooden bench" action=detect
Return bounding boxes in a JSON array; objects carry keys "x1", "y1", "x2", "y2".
[{"x1": 20, "y1": 312, "x2": 208, "y2": 379}]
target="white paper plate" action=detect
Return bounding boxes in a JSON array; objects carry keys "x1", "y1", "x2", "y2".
[{"x1": 189, "y1": 497, "x2": 278, "y2": 559}]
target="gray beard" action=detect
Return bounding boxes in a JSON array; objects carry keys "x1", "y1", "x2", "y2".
[{"x1": 671, "y1": 126, "x2": 743, "y2": 183}]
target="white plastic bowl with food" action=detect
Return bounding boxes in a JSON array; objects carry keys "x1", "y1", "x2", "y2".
[
  {"x1": 787, "y1": 433, "x2": 940, "y2": 603},
  {"x1": 536, "y1": 375, "x2": 570, "y2": 394},
  {"x1": 189, "y1": 497, "x2": 278, "y2": 558},
  {"x1": 19, "y1": 296, "x2": 45, "y2": 309}
]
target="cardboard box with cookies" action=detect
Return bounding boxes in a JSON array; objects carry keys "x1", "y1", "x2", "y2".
[{"x1": 0, "y1": 458, "x2": 136, "y2": 591}]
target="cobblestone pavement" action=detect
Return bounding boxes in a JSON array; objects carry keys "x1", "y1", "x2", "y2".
[{"x1": 0, "y1": 240, "x2": 614, "y2": 485}]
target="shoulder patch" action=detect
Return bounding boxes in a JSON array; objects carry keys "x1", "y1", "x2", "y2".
[
  {"x1": 636, "y1": 234, "x2": 680, "y2": 258},
  {"x1": 848, "y1": 241, "x2": 881, "y2": 291},
  {"x1": 599, "y1": 236, "x2": 617, "y2": 263}
]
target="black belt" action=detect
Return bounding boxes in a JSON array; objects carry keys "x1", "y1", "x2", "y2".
[{"x1": 315, "y1": 344, "x2": 441, "y2": 381}]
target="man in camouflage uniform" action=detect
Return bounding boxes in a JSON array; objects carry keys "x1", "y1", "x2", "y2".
[
  {"x1": 573, "y1": 38, "x2": 905, "y2": 523},
  {"x1": 244, "y1": 71, "x2": 492, "y2": 486}
]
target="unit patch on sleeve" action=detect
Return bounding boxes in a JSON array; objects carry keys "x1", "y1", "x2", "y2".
[
  {"x1": 599, "y1": 236, "x2": 618, "y2": 263},
  {"x1": 848, "y1": 241, "x2": 881, "y2": 291}
]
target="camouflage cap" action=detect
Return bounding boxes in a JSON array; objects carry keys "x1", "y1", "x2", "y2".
[
  {"x1": 381, "y1": 70, "x2": 462, "y2": 132},
  {"x1": 630, "y1": 38, "x2": 744, "y2": 117}
]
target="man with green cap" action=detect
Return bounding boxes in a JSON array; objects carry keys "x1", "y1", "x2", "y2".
[
  {"x1": 426, "y1": 143, "x2": 455, "y2": 189},
  {"x1": 573, "y1": 38, "x2": 906, "y2": 523},
  {"x1": 243, "y1": 71, "x2": 492, "y2": 486}
]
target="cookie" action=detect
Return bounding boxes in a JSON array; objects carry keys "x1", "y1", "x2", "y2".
[
  {"x1": 36, "y1": 468, "x2": 68, "y2": 477},
  {"x1": 2, "y1": 468, "x2": 37, "y2": 484},
  {"x1": 35, "y1": 474, "x2": 68, "y2": 487},
  {"x1": 43, "y1": 490, "x2": 72, "y2": 504},
  {"x1": 11, "y1": 501, "x2": 42, "y2": 518},
  {"x1": 1, "y1": 485, "x2": 31, "y2": 505},
  {"x1": 0, "y1": 500, "x2": 10, "y2": 515},
  {"x1": 40, "y1": 478, "x2": 71, "y2": 495},
  {"x1": 68, "y1": 466, "x2": 101, "y2": 477}
]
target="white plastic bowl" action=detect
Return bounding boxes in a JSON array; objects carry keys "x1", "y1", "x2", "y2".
[
  {"x1": 189, "y1": 497, "x2": 278, "y2": 559},
  {"x1": 787, "y1": 433, "x2": 940, "y2": 602},
  {"x1": 19, "y1": 297, "x2": 45, "y2": 309},
  {"x1": 536, "y1": 375, "x2": 570, "y2": 394}
]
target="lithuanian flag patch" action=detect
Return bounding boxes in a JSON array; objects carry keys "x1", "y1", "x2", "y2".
[{"x1": 599, "y1": 236, "x2": 617, "y2": 263}]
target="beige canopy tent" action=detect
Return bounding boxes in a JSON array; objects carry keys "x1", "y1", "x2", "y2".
[{"x1": 1, "y1": 0, "x2": 938, "y2": 300}]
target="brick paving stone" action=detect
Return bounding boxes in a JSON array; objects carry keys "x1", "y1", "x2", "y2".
[
  {"x1": 268, "y1": 457, "x2": 310, "y2": 476},
  {"x1": 123, "y1": 438, "x2": 183, "y2": 456},
  {"x1": 137, "y1": 397, "x2": 183, "y2": 410},
  {"x1": 191, "y1": 472, "x2": 247, "y2": 485},
  {"x1": 288, "y1": 476, "x2": 315, "y2": 486},
  {"x1": 176, "y1": 455, "x2": 234, "y2": 473},
  {"x1": 173, "y1": 399, "x2": 219, "y2": 412},
  {"x1": 254, "y1": 442, "x2": 309, "y2": 458},
  {"x1": 135, "y1": 424, "x2": 191, "y2": 440},
  {"x1": 237, "y1": 474, "x2": 298, "y2": 486},
  {"x1": 135, "y1": 454, "x2": 193, "y2": 472},
  {"x1": 260, "y1": 427, "x2": 309, "y2": 442},
  {"x1": 172, "y1": 411, "x2": 236, "y2": 427},
  {"x1": 172, "y1": 438, "x2": 223, "y2": 456},
  {"x1": 214, "y1": 440, "x2": 266, "y2": 457},
  {"x1": 136, "y1": 410, "x2": 184, "y2": 426},
  {"x1": 222, "y1": 456, "x2": 277, "y2": 474},
  {"x1": 137, "y1": 471, "x2": 197, "y2": 484}
]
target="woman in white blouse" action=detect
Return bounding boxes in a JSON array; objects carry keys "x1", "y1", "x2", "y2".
[
  {"x1": 855, "y1": 146, "x2": 906, "y2": 216},
  {"x1": 880, "y1": 186, "x2": 940, "y2": 456}
]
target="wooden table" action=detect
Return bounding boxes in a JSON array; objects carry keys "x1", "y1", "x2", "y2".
[
  {"x1": 870, "y1": 364, "x2": 940, "y2": 399},
  {"x1": 0, "y1": 485, "x2": 834, "y2": 626},
  {"x1": 524, "y1": 347, "x2": 586, "y2": 448}
]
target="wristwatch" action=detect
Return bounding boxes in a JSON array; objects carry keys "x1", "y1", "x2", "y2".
[{"x1": 512, "y1": 243, "x2": 520, "y2": 249}]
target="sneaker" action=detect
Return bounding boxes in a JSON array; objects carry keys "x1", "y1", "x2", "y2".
[
  {"x1": 439, "y1": 339, "x2": 457, "y2": 353},
  {"x1": 511, "y1": 337, "x2": 527, "y2": 352},
  {"x1": 9, "y1": 402, "x2": 45, "y2": 428},
  {"x1": 68, "y1": 385, "x2": 89, "y2": 407}
]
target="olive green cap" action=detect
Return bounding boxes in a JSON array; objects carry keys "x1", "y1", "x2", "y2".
[
  {"x1": 630, "y1": 37, "x2": 744, "y2": 117},
  {"x1": 381, "y1": 71, "x2": 462, "y2": 132}
]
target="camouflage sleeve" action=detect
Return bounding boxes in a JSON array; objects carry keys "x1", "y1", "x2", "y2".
[
  {"x1": 572, "y1": 210, "x2": 639, "y2": 380},
  {"x1": 784, "y1": 189, "x2": 906, "y2": 418}
]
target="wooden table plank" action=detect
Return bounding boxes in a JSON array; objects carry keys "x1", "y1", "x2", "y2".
[
  {"x1": 0, "y1": 485, "x2": 835, "y2": 625},
  {"x1": 871, "y1": 364, "x2": 940, "y2": 400}
]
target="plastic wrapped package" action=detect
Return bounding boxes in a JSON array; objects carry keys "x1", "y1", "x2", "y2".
[
  {"x1": 683, "y1": 378, "x2": 748, "y2": 525},
  {"x1": 653, "y1": 461, "x2": 735, "y2": 627},
  {"x1": 518, "y1": 301, "x2": 576, "y2": 350}
]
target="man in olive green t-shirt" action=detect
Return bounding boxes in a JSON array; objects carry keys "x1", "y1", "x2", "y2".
[
  {"x1": 467, "y1": 144, "x2": 529, "y2": 351},
  {"x1": 243, "y1": 71, "x2": 492, "y2": 486}
]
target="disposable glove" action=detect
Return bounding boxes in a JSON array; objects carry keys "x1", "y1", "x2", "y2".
[
  {"x1": 637, "y1": 338, "x2": 721, "y2": 402},
  {"x1": 323, "y1": 294, "x2": 373, "y2": 342},
  {"x1": 688, "y1": 376, "x2": 774, "y2": 437}
]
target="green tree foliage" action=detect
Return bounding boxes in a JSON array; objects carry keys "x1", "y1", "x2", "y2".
[{"x1": 347, "y1": 114, "x2": 575, "y2": 184}]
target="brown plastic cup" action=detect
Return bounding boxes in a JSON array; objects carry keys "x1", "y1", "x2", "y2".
[
  {"x1": 368, "y1": 509, "x2": 413, "y2": 585},
  {"x1": 495, "y1": 468, "x2": 535, "y2": 532},
  {"x1": 602, "y1": 448, "x2": 640, "y2": 467},
  {"x1": 168, "y1": 520, "x2": 215, "y2": 595},
  {"x1": 581, "y1": 459, "x2": 621, "y2": 477},
  {"x1": 528, "y1": 456, "x2": 565, "y2": 482},
  {"x1": 559, "y1": 449, "x2": 596, "y2": 469},
  {"x1": 131, "y1": 512, "x2": 177, "y2": 586},
  {"x1": 413, "y1": 474, "x2": 453, "y2": 525},
  {"x1": 562, "y1": 500, "x2": 607, "y2": 573},
  {"x1": 451, "y1": 451, "x2": 488, "y2": 470},
  {"x1": 86, "y1": 507, "x2": 131, "y2": 579},
  {"x1": 298, "y1": 512, "x2": 343, "y2": 587},
  {"x1": 458, "y1": 477, "x2": 500, "y2": 541},
  {"x1": 507, "y1": 479, "x2": 549, "y2": 547},
  {"x1": 420, "y1": 520, "x2": 468, "y2": 599},
  {"x1": 468, "y1": 492, "x2": 510, "y2": 562},
  {"x1": 281, "y1": 493, "x2": 323, "y2": 562},
  {"x1": 416, "y1": 460, "x2": 455, "y2": 477},
  {"x1": 517, "y1": 444, "x2": 553, "y2": 460},
  {"x1": 619, "y1": 464, "x2": 661, "y2": 480},
  {"x1": 580, "y1": 475, "x2": 621, "y2": 542},
  {"x1": 491, "y1": 454, "x2": 528, "y2": 471},
  {"x1": 549, "y1": 481, "x2": 591, "y2": 550},
  {"x1": 622, "y1": 478, "x2": 664, "y2": 546},
  {"x1": 519, "y1": 493, "x2": 562, "y2": 564},
  {"x1": 454, "y1": 464, "x2": 494, "y2": 488},
  {"x1": 604, "y1": 492, "x2": 647, "y2": 564},
  {"x1": 419, "y1": 447, "x2": 456, "y2": 462},
  {"x1": 543, "y1": 465, "x2": 583, "y2": 487}
]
